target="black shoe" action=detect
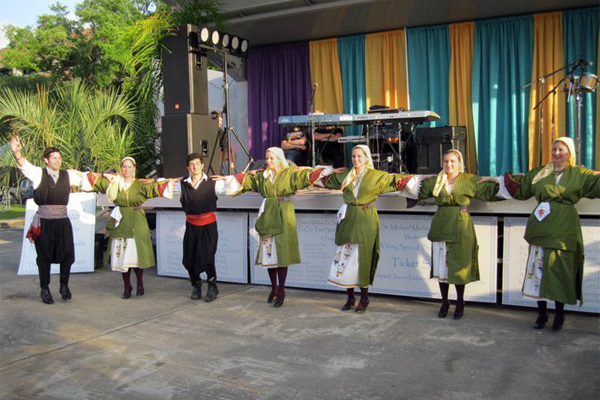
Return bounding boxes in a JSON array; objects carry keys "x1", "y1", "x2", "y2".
[
  {"x1": 205, "y1": 282, "x2": 219, "y2": 303},
  {"x1": 438, "y1": 301, "x2": 450, "y2": 318},
  {"x1": 534, "y1": 313, "x2": 549, "y2": 329},
  {"x1": 355, "y1": 298, "x2": 369, "y2": 313},
  {"x1": 40, "y1": 288, "x2": 54, "y2": 304},
  {"x1": 191, "y1": 282, "x2": 202, "y2": 300},
  {"x1": 551, "y1": 314, "x2": 565, "y2": 331},
  {"x1": 341, "y1": 297, "x2": 356, "y2": 311},
  {"x1": 136, "y1": 286, "x2": 144, "y2": 296},
  {"x1": 59, "y1": 284, "x2": 72, "y2": 300},
  {"x1": 273, "y1": 293, "x2": 285, "y2": 308},
  {"x1": 453, "y1": 302, "x2": 464, "y2": 320},
  {"x1": 122, "y1": 287, "x2": 132, "y2": 299},
  {"x1": 267, "y1": 288, "x2": 277, "y2": 304}
]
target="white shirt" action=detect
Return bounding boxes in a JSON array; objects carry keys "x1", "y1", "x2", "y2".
[
  {"x1": 19, "y1": 159, "x2": 91, "y2": 191},
  {"x1": 183, "y1": 173, "x2": 241, "y2": 195}
]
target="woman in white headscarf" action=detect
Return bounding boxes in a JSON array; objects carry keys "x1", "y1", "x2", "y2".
[
  {"x1": 87, "y1": 157, "x2": 175, "y2": 299},
  {"x1": 218, "y1": 147, "x2": 328, "y2": 307},
  {"x1": 315, "y1": 145, "x2": 417, "y2": 313},
  {"x1": 489, "y1": 137, "x2": 600, "y2": 330},
  {"x1": 416, "y1": 149, "x2": 498, "y2": 320}
]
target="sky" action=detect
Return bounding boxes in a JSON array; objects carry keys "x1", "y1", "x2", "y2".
[{"x1": 0, "y1": 0, "x2": 79, "y2": 48}]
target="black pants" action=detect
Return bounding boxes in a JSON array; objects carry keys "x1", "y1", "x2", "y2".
[
  {"x1": 34, "y1": 218, "x2": 75, "y2": 288},
  {"x1": 315, "y1": 141, "x2": 344, "y2": 167},
  {"x1": 182, "y1": 222, "x2": 218, "y2": 285}
]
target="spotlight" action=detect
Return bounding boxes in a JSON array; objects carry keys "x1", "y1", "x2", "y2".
[
  {"x1": 211, "y1": 30, "x2": 220, "y2": 46},
  {"x1": 231, "y1": 36, "x2": 240, "y2": 51},
  {"x1": 221, "y1": 33, "x2": 230, "y2": 49},
  {"x1": 240, "y1": 39, "x2": 249, "y2": 53},
  {"x1": 199, "y1": 27, "x2": 210, "y2": 43}
]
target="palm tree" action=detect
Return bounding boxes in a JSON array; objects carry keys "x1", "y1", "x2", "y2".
[{"x1": 0, "y1": 80, "x2": 136, "y2": 188}]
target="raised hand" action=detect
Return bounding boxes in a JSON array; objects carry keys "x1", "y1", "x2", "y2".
[
  {"x1": 211, "y1": 175, "x2": 227, "y2": 181},
  {"x1": 333, "y1": 167, "x2": 347, "y2": 174},
  {"x1": 9, "y1": 136, "x2": 22, "y2": 154}
]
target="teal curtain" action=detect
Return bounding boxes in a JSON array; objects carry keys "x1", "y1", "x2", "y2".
[
  {"x1": 473, "y1": 16, "x2": 533, "y2": 175},
  {"x1": 338, "y1": 35, "x2": 367, "y2": 166},
  {"x1": 563, "y1": 7, "x2": 599, "y2": 169},
  {"x1": 406, "y1": 25, "x2": 450, "y2": 128}
]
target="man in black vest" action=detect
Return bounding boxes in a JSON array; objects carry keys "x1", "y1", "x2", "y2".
[
  {"x1": 10, "y1": 136, "x2": 87, "y2": 304},
  {"x1": 179, "y1": 153, "x2": 240, "y2": 302}
]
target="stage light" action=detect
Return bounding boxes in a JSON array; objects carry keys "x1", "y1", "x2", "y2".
[
  {"x1": 211, "y1": 30, "x2": 220, "y2": 46},
  {"x1": 231, "y1": 36, "x2": 240, "y2": 51},
  {"x1": 199, "y1": 27, "x2": 210, "y2": 43},
  {"x1": 221, "y1": 33, "x2": 230, "y2": 48},
  {"x1": 240, "y1": 39, "x2": 249, "y2": 53}
]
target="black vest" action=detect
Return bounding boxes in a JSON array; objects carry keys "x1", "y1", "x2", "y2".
[
  {"x1": 33, "y1": 169, "x2": 70, "y2": 206},
  {"x1": 180, "y1": 178, "x2": 218, "y2": 215}
]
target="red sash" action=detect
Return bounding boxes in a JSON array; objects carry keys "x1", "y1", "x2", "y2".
[{"x1": 186, "y1": 212, "x2": 216, "y2": 226}]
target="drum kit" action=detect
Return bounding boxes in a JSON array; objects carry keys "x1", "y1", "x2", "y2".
[{"x1": 525, "y1": 55, "x2": 598, "y2": 164}]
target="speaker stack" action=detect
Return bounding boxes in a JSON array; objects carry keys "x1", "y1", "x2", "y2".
[
  {"x1": 161, "y1": 24, "x2": 219, "y2": 177},
  {"x1": 406, "y1": 126, "x2": 467, "y2": 174}
]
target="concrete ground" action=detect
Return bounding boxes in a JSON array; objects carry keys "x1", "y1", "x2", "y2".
[{"x1": 0, "y1": 227, "x2": 598, "y2": 400}]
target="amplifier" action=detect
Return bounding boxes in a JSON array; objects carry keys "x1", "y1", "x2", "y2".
[{"x1": 406, "y1": 126, "x2": 466, "y2": 174}]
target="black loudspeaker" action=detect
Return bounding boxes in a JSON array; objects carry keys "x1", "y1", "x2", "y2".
[
  {"x1": 406, "y1": 126, "x2": 466, "y2": 174},
  {"x1": 162, "y1": 24, "x2": 208, "y2": 115},
  {"x1": 161, "y1": 114, "x2": 219, "y2": 177}
]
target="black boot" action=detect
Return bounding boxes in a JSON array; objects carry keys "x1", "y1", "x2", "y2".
[
  {"x1": 59, "y1": 284, "x2": 72, "y2": 300},
  {"x1": 191, "y1": 280, "x2": 202, "y2": 300},
  {"x1": 551, "y1": 302, "x2": 565, "y2": 331},
  {"x1": 341, "y1": 288, "x2": 356, "y2": 311},
  {"x1": 438, "y1": 301, "x2": 450, "y2": 318},
  {"x1": 355, "y1": 288, "x2": 369, "y2": 313},
  {"x1": 121, "y1": 270, "x2": 132, "y2": 299},
  {"x1": 40, "y1": 287, "x2": 54, "y2": 304},
  {"x1": 534, "y1": 301, "x2": 549, "y2": 329},
  {"x1": 205, "y1": 278, "x2": 219, "y2": 303}
]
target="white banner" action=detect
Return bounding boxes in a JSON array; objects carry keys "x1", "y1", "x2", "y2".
[
  {"x1": 502, "y1": 217, "x2": 600, "y2": 313},
  {"x1": 156, "y1": 211, "x2": 248, "y2": 283},
  {"x1": 250, "y1": 213, "x2": 498, "y2": 303},
  {"x1": 18, "y1": 193, "x2": 96, "y2": 275}
]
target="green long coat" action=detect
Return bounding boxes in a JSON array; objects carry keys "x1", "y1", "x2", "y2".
[
  {"x1": 94, "y1": 178, "x2": 166, "y2": 269},
  {"x1": 323, "y1": 169, "x2": 411, "y2": 287},
  {"x1": 239, "y1": 168, "x2": 315, "y2": 267},
  {"x1": 507, "y1": 166, "x2": 600, "y2": 304},
  {"x1": 419, "y1": 174, "x2": 498, "y2": 285}
]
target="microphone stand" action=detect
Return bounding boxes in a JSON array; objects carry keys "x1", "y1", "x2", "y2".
[{"x1": 522, "y1": 56, "x2": 582, "y2": 165}]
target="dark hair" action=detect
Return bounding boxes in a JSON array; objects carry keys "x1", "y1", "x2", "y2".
[
  {"x1": 43, "y1": 147, "x2": 61, "y2": 159},
  {"x1": 187, "y1": 153, "x2": 203, "y2": 165}
]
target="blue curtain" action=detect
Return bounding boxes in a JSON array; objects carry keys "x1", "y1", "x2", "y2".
[
  {"x1": 473, "y1": 16, "x2": 533, "y2": 175},
  {"x1": 563, "y1": 7, "x2": 599, "y2": 169},
  {"x1": 406, "y1": 25, "x2": 450, "y2": 128},
  {"x1": 338, "y1": 35, "x2": 367, "y2": 166}
]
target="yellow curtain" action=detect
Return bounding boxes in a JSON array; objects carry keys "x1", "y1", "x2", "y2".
[
  {"x1": 364, "y1": 30, "x2": 409, "y2": 110},
  {"x1": 448, "y1": 22, "x2": 477, "y2": 174},
  {"x1": 309, "y1": 39, "x2": 344, "y2": 114},
  {"x1": 528, "y1": 12, "x2": 566, "y2": 168}
]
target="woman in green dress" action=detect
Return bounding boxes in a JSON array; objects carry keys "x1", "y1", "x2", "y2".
[
  {"x1": 87, "y1": 157, "x2": 175, "y2": 299},
  {"x1": 316, "y1": 145, "x2": 416, "y2": 313},
  {"x1": 491, "y1": 137, "x2": 600, "y2": 330},
  {"x1": 223, "y1": 147, "x2": 327, "y2": 307},
  {"x1": 416, "y1": 150, "x2": 498, "y2": 319}
]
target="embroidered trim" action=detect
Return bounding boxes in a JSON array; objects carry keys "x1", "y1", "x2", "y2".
[
  {"x1": 504, "y1": 172, "x2": 520, "y2": 197},
  {"x1": 396, "y1": 175, "x2": 413, "y2": 191}
]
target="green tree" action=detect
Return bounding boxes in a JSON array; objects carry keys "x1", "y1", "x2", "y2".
[{"x1": 0, "y1": 80, "x2": 136, "y2": 188}]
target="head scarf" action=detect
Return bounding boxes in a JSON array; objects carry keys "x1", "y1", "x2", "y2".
[
  {"x1": 265, "y1": 147, "x2": 290, "y2": 170},
  {"x1": 107, "y1": 157, "x2": 137, "y2": 202},
  {"x1": 432, "y1": 149, "x2": 464, "y2": 197},
  {"x1": 341, "y1": 145, "x2": 374, "y2": 191},
  {"x1": 531, "y1": 137, "x2": 576, "y2": 185}
]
